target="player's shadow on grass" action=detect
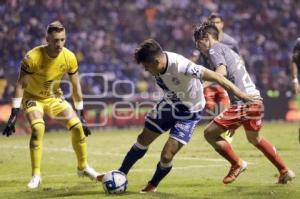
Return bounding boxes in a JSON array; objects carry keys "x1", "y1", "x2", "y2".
[
  {"x1": 21, "y1": 182, "x2": 200, "y2": 199},
  {"x1": 22, "y1": 182, "x2": 103, "y2": 198}
]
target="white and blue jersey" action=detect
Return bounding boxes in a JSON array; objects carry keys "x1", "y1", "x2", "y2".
[{"x1": 145, "y1": 51, "x2": 207, "y2": 144}]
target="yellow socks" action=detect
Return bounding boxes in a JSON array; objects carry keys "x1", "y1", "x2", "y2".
[
  {"x1": 29, "y1": 119, "x2": 45, "y2": 175},
  {"x1": 67, "y1": 117, "x2": 88, "y2": 170}
]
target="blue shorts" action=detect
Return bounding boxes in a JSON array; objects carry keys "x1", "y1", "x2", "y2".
[{"x1": 145, "y1": 99, "x2": 202, "y2": 145}]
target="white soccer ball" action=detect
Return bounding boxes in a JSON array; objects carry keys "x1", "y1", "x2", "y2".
[{"x1": 102, "y1": 170, "x2": 128, "y2": 194}]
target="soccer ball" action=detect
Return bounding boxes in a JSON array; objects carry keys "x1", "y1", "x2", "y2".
[{"x1": 102, "y1": 170, "x2": 128, "y2": 194}]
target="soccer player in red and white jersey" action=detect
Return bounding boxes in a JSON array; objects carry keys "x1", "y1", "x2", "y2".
[
  {"x1": 192, "y1": 13, "x2": 240, "y2": 143},
  {"x1": 194, "y1": 22, "x2": 295, "y2": 184}
]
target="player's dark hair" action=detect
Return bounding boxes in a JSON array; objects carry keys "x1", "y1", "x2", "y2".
[
  {"x1": 208, "y1": 12, "x2": 223, "y2": 21},
  {"x1": 134, "y1": 39, "x2": 163, "y2": 64},
  {"x1": 47, "y1": 21, "x2": 65, "y2": 34},
  {"x1": 193, "y1": 21, "x2": 219, "y2": 41}
]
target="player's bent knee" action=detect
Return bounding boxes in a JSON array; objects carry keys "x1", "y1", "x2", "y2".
[
  {"x1": 204, "y1": 128, "x2": 213, "y2": 139},
  {"x1": 246, "y1": 136, "x2": 260, "y2": 145},
  {"x1": 161, "y1": 152, "x2": 174, "y2": 163},
  {"x1": 70, "y1": 123, "x2": 86, "y2": 141},
  {"x1": 137, "y1": 134, "x2": 148, "y2": 146},
  {"x1": 30, "y1": 121, "x2": 45, "y2": 148},
  {"x1": 137, "y1": 128, "x2": 158, "y2": 147},
  {"x1": 30, "y1": 120, "x2": 45, "y2": 137},
  {"x1": 67, "y1": 117, "x2": 81, "y2": 130}
]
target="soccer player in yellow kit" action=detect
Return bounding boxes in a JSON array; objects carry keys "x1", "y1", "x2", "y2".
[{"x1": 2, "y1": 21, "x2": 100, "y2": 189}]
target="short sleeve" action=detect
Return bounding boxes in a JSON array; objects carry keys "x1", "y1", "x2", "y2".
[
  {"x1": 68, "y1": 52, "x2": 79, "y2": 75},
  {"x1": 209, "y1": 47, "x2": 226, "y2": 68},
  {"x1": 232, "y1": 40, "x2": 240, "y2": 54},
  {"x1": 21, "y1": 53, "x2": 36, "y2": 74},
  {"x1": 177, "y1": 54, "x2": 205, "y2": 80},
  {"x1": 183, "y1": 63, "x2": 205, "y2": 80}
]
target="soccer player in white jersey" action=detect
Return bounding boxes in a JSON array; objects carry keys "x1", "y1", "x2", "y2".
[
  {"x1": 194, "y1": 22, "x2": 295, "y2": 184},
  {"x1": 97, "y1": 39, "x2": 259, "y2": 193}
]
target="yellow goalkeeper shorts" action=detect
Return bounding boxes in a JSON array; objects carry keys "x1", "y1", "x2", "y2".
[{"x1": 22, "y1": 92, "x2": 72, "y2": 118}]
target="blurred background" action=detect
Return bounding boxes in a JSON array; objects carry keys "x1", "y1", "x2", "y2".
[{"x1": 1, "y1": 0, "x2": 300, "y2": 132}]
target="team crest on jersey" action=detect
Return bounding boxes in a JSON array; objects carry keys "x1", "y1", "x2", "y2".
[
  {"x1": 59, "y1": 64, "x2": 67, "y2": 72},
  {"x1": 171, "y1": 77, "x2": 180, "y2": 85},
  {"x1": 190, "y1": 66, "x2": 201, "y2": 78}
]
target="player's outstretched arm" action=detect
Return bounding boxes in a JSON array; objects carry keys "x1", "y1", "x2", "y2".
[
  {"x1": 69, "y1": 72, "x2": 91, "y2": 136},
  {"x1": 202, "y1": 68, "x2": 261, "y2": 102},
  {"x1": 2, "y1": 71, "x2": 28, "y2": 136}
]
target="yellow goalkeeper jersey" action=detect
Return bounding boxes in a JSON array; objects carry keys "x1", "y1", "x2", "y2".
[{"x1": 21, "y1": 45, "x2": 78, "y2": 98}]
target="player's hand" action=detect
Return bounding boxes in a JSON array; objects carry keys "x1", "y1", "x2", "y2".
[
  {"x1": 2, "y1": 108, "x2": 20, "y2": 137},
  {"x1": 78, "y1": 110, "x2": 91, "y2": 137}
]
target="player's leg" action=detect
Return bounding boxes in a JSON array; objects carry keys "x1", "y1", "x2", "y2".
[
  {"x1": 203, "y1": 86, "x2": 218, "y2": 118},
  {"x1": 141, "y1": 137, "x2": 183, "y2": 193},
  {"x1": 118, "y1": 127, "x2": 161, "y2": 175},
  {"x1": 23, "y1": 99, "x2": 45, "y2": 189},
  {"x1": 204, "y1": 121, "x2": 242, "y2": 165},
  {"x1": 141, "y1": 114, "x2": 201, "y2": 193},
  {"x1": 47, "y1": 98, "x2": 99, "y2": 180},
  {"x1": 204, "y1": 110, "x2": 247, "y2": 184},
  {"x1": 244, "y1": 101, "x2": 294, "y2": 183},
  {"x1": 118, "y1": 99, "x2": 174, "y2": 177},
  {"x1": 245, "y1": 129, "x2": 295, "y2": 184},
  {"x1": 216, "y1": 86, "x2": 235, "y2": 143}
]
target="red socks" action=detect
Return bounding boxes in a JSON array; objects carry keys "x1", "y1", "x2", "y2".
[{"x1": 254, "y1": 138, "x2": 287, "y2": 172}]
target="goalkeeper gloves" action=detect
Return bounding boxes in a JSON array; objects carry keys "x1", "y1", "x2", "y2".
[{"x1": 2, "y1": 108, "x2": 20, "y2": 137}]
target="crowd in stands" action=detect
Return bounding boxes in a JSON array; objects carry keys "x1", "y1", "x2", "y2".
[{"x1": 1, "y1": 0, "x2": 299, "y2": 101}]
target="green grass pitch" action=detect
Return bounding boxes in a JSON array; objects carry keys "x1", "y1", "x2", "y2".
[{"x1": 0, "y1": 122, "x2": 299, "y2": 199}]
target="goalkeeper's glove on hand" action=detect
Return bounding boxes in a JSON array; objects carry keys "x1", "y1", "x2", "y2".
[{"x1": 2, "y1": 108, "x2": 20, "y2": 137}]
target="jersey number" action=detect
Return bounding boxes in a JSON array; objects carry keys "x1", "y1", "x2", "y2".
[{"x1": 236, "y1": 58, "x2": 254, "y2": 93}]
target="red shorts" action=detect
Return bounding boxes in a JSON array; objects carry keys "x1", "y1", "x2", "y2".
[
  {"x1": 204, "y1": 85, "x2": 230, "y2": 111},
  {"x1": 213, "y1": 101, "x2": 263, "y2": 132}
]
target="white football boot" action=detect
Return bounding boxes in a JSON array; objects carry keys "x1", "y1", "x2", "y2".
[
  {"x1": 77, "y1": 166, "x2": 101, "y2": 181},
  {"x1": 27, "y1": 175, "x2": 42, "y2": 189}
]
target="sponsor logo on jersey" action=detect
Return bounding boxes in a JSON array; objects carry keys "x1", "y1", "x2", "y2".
[
  {"x1": 178, "y1": 131, "x2": 185, "y2": 138},
  {"x1": 43, "y1": 80, "x2": 54, "y2": 89}
]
